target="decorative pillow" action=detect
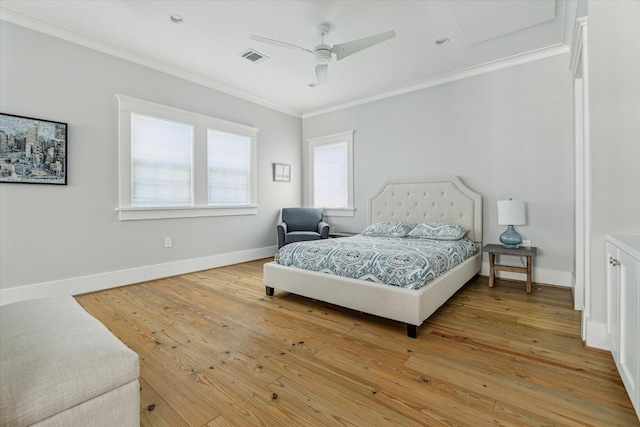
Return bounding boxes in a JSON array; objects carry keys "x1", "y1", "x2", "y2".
[
  {"x1": 408, "y1": 222, "x2": 469, "y2": 240},
  {"x1": 361, "y1": 222, "x2": 414, "y2": 237}
]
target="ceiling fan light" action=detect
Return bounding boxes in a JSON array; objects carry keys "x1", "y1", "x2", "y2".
[{"x1": 313, "y1": 48, "x2": 332, "y2": 65}]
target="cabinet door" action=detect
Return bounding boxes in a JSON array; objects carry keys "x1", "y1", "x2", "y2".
[
  {"x1": 618, "y1": 248, "x2": 639, "y2": 415},
  {"x1": 606, "y1": 241, "x2": 619, "y2": 356}
]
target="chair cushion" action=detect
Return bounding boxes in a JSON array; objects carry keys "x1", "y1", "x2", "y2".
[
  {"x1": 286, "y1": 231, "x2": 321, "y2": 244},
  {"x1": 0, "y1": 297, "x2": 140, "y2": 427},
  {"x1": 282, "y1": 208, "x2": 323, "y2": 232}
]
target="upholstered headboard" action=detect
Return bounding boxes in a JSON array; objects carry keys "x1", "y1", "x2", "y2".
[{"x1": 368, "y1": 176, "x2": 483, "y2": 243}]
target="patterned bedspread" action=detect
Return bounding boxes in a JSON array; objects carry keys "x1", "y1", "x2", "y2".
[{"x1": 274, "y1": 235, "x2": 478, "y2": 290}]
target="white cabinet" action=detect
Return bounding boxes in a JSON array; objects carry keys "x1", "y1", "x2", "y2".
[
  {"x1": 606, "y1": 234, "x2": 640, "y2": 419},
  {"x1": 606, "y1": 240, "x2": 620, "y2": 358}
]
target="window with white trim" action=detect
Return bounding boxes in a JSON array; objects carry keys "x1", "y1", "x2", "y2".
[
  {"x1": 308, "y1": 131, "x2": 354, "y2": 217},
  {"x1": 117, "y1": 95, "x2": 258, "y2": 220}
]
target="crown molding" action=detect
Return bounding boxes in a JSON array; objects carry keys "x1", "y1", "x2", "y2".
[
  {"x1": 569, "y1": 16, "x2": 588, "y2": 76},
  {"x1": 302, "y1": 43, "x2": 570, "y2": 118},
  {"x1": 0, "y1": 7, "x2": 302, "y2": 118}
]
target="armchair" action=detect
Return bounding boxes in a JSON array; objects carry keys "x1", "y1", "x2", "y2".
[{"x1": 277, "y1": 208, "x2": 330, "y2": 249}]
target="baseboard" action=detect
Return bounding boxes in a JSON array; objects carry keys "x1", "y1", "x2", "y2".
[
  {"x1": 0, "y1": 246, "x2": 278, "y2": 306},
  {"x1": 480, "y1": 262, "x2": 573, "y2": 287},
  {"x1": 583, "y1": 317, "x2": 609, "y2": 351},
  {"x1": 2, "y1": 252, "x2": 573, "y2": 306}
]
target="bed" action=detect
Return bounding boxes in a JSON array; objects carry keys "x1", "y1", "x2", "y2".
[{"x1": 263, "y1": 176, "x2": 482, "y2": 337}]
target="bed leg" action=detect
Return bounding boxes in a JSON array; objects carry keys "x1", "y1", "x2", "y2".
[
  {"x1": 265, "y1": 286, "x2": 274, "y2": 296},
  {"x1": 407, "y1": 324, "x2": 418, "y2": 338}
]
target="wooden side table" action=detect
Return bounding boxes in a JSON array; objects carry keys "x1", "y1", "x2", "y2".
[{"x1": 483, "y1": 244, "x2": 538, "y2": 293}]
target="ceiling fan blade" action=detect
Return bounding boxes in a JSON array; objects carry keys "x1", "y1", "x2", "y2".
[
  {"x1": 332, "y1": 30, "x2": 396, "y2": 61},
  {"x1": 315, "y1": 64, "x2": 328, "y2": 85},
  {"x1": 249, "y1": 35, "x2": 313, "y2": 54}
]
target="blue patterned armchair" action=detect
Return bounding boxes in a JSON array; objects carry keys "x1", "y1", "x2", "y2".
[{"x1": 277, "y1": 208, "x2": 330, "y2": 249}]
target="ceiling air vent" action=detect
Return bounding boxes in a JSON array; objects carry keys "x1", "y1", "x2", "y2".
[{"x1": 240, "y1": 49, "x2": 268, "y2": 63}]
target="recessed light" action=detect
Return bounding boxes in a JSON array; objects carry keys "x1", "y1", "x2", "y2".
[
  {"x1": 169, "y1": 14, "x2": 184, "y2": 24},
  {"x1": 435, "y1": 38, "x2": 450, "y2": 46}
]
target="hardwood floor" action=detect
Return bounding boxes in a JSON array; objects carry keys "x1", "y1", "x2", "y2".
[{"x1": 75, "y1": 259, "x2": 639, "y2": 426}]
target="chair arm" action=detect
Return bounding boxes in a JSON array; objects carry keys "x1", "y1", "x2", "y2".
[
  {"x1": 277, "y1": 222, "x2": 287, "y2": 249},
  {"x1": 318, "y1": 221, "x2": 330, "y2": 239}
]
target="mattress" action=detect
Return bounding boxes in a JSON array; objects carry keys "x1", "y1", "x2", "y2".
[{"x1": 274, "y1": 235, "x2": 478, "y2": 290}]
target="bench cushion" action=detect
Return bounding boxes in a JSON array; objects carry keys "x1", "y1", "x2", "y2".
[{"x1": 0, "y1": 297, "x2": 139, "y2": 426}]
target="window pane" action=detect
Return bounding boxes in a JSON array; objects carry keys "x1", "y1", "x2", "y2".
[
  {"x1": 131, "y1": 114, "x2": 193, "y2": 206},
  {"x1": 208, "y1": 130, "x2": 250, "y2": 205},
  {"x1": 314, "y1": 142, "x2": 348, "y2": 208}
]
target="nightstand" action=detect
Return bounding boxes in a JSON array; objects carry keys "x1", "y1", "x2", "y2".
[
  {"x1": 329, "y1": 232, "x2": 358, "y2": 238},
  {"x1": 483, "y1": 244, "x2": 538, "y2": 293}
]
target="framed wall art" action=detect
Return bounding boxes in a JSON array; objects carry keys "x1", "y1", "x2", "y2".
[
  {"x1": 273, "y1": 162, "x2": 290, "y2": 182},
  {"x1": 0, "y1": 113, "x2": 67, "y2": 185}
]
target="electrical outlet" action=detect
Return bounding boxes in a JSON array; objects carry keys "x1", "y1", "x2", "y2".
[
  {"x1": 164, "y1": 237, "x2": 172, "y2": 248},
  {"x1": 522, "y1": 240, "x2": 531, "y2": 247}
]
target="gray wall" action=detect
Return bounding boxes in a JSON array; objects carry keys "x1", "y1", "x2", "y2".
[
  {"x1": 0, "y1": 23, "x2": 302, "y2": 293},
  {"x1": 0, "y1": 20, "x2": 582, "y2": 296},
  {"x1": 587, "y1": 0, "x2": 640, "y2": 323},
  {"x1": 303, "y1": 54, "x2": 575, "y2": 283}
]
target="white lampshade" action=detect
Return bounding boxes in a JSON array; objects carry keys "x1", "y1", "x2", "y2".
[{"x1": 497, "y1": 200, "x2": 526, "y2": 225}]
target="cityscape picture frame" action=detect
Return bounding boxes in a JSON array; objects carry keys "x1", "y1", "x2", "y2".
[{"x1": 0, "y1": 113, "x2": 68, "y2": 185}]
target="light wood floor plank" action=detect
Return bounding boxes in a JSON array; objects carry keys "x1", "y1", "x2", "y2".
[
  {"x1": 139, "y1": 377, "x2": 191, "y2": 427},
  {"x1": 75, "y1": 259, "x2": 639, "y2": 427}
]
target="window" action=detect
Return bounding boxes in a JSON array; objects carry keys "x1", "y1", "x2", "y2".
[
  {"x1": 308, "y1": 131, "x2": 354, "y2": 217},
  {"x1": 117, "y1": 95, "x2": 258, "y2": 220}
]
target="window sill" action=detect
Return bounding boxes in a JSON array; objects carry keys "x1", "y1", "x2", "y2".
[
  {"x1": 322, "y1": 208, "x2": 355, "y2": 217},
  {"x1": 117, "y1": 205, "x2": 258, "y2": 221}
]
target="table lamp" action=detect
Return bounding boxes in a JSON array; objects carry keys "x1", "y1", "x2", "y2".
[{"x1": 497, "y1": 199, "x2": 525, "y2": 247}]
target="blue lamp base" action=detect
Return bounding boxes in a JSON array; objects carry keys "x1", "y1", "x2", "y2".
[{"x1": 500, "y1": 225, "x2": 522, "y2": 248}]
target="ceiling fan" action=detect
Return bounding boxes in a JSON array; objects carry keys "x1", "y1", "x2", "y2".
[{"x1": 250, "y1": 24, "x2": 396, "y2": 85}]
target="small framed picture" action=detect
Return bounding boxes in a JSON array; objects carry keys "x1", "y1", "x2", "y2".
[
  {"x1": 273, "y1": 163, "x2": 291, "y2": 182},
  {"x1": 0, "y1": 113, "x2": 68, "y2": 185}
]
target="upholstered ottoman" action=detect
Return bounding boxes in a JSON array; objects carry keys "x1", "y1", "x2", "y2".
[{"x1": 0, "y1": 297, "x2": 140, "y2": 427}]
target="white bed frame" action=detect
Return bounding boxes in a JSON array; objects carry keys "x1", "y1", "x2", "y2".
[{"x1": 263, "y1": 176, "x2": 483, "y2": 337}]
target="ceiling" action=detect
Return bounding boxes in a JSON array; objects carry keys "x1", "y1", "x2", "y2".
[{"x1": 0, "y1": 1, "x2": 574, "y2": 117}]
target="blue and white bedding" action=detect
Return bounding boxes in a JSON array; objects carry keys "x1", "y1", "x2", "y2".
[{"x1": 274, "y1": 235, "x2": 478, "y2": 290}]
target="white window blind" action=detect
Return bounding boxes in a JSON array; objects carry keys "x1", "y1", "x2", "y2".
[
  {"x1": 131, "y1": 114, "x2": 193, "y2": 207},
  {"x1": 313, "y1": 142, "x2": 348, "y2": 208},
  {"x1": 208, "y1": 130, "x2": 250, "y2": 205}
]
